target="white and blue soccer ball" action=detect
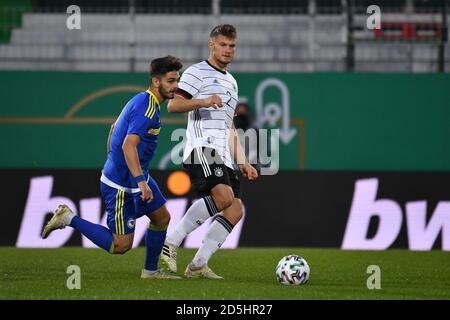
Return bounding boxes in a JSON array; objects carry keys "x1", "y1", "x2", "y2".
[{"x1": 275, "y1": 255, "x2": 310, "y2": 285}]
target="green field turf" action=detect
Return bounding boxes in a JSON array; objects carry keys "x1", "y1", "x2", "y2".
[{"x1": 1, "y1": 247, "x2": 449, "y2": 300}]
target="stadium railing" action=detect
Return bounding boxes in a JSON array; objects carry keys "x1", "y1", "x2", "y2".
[{"x1": 0, "y1": 0, "x2": 448, "y2": 72}]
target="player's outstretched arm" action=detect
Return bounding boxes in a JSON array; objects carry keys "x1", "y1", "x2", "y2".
[
  {"x1": 230, "y1": 125, "x2": 258, "y2": 181},
  {"x1": 167, "y1": 94, "x2": 223, "y2": 113},
  {"x1": 122, "y1": 134, "x2": 153, "y2": 202}
]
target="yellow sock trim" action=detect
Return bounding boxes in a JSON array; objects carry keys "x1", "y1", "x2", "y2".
[
  {"x1": 148, "y1": 223, "x2": 168, "y2": 231},
  {"x1": 109, "y1": 242, "x2": 115, "y2": 254}
]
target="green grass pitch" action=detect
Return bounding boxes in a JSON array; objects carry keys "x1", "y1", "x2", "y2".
[{"x1": 1, "y1": 247, "x2": 449, "y2": 299}]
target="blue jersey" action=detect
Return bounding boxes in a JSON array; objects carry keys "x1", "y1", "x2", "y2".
[{"x1": 102, "y1": 90, "x2": 161, "y2": 190}]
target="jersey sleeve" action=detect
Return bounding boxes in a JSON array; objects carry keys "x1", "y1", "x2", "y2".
[
  {"x1": 177, "y1": 66, "x2": 203, "y2": 99},
  {"x1": 127, "y1": 102, "x2": 155, "y2": 140}
]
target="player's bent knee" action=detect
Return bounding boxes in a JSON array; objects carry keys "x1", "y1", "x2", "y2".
[
  {"x1": 224, "y1": 196, "x2": 234, "y2": 210},
  {"x1": 235, "y1": 203, "x2": 244, "y2": 220},
  {"x1": 148, "y1": 206, "x2": 171, "y2": 226},
  {"x1": 114, "y1": 244, "x2": 132, "y2": 254},
  {"x1": 214, "y1": 194, "x2": 234, "y2": 211},
  {"x1": 211, "y1": 185, "x2": 235, "y2": 211},
  {"x1": 112, "y1": 238, "x2": 133, "y2": 254},
  {"x1": 153, "y1": 214, "x2": 170, "y2": 227},
  {"x1": 222, "y1": 200, "x2": 244, "y2": 225}
]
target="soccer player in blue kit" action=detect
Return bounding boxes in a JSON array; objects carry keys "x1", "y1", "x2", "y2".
[{"x1": 42, "y1": 56, "x2": 183, "y2": 279}]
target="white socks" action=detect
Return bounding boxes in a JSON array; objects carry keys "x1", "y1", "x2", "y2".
[
  {"x1": 166, "y1": 196, "x2": 235, "y2": 268},
  {"x1": 191, "y1": 215, "x2": 234, "y2": 268},
  {"x1": 166, "y1": 196, "x2": 219, "y2": 247},
  {"x1": 64, "y1": 211, "x2": 76, "y2": 226}
]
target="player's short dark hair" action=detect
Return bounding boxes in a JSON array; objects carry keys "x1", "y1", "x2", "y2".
[
  {"x1": 150, "y1": 55, "x2": 182, "y2": 78},
  {"x1": 210, "y1": 24, "x2": 237, "y2": 39}
]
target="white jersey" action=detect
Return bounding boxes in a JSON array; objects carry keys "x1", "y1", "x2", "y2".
[{"x1": 178, "y1": 60, "x2": 238, "y2": 172}]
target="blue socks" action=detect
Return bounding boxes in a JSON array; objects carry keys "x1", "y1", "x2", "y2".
[
  {"x1": 69, "y1": 216, "x2": 168, "y2": 266},
  {"x1": 70, "y1": 216, "x2": 114, "y2": 253},
  {"x1": 145, "y1": 223, "x2": 168, "y2": 271}
]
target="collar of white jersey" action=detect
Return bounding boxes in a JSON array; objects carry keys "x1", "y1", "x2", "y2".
[{"x1": 205, "y1": 60, "x2": 227, "y2": 75}]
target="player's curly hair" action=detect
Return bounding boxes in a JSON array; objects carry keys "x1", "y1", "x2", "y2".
[
  {"x1": 210, "y1": 24, "x2": 237, "y2": 39},
  {"x1": 150, "y1": 55, "x2": 183, "y2": 78}
]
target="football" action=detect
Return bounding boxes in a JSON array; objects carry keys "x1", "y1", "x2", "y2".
[{"x1": 275, "y1": 255, "x2": 310, "y2": 285}]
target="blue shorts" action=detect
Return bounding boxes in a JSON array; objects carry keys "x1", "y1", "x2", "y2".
[{"x1": 100, "y1": 175, "x2": 166, "y2": 235}]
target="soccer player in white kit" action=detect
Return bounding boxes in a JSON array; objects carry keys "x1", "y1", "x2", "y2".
[{"x1": 161, "y1": 24, "x2": 258, "y2": 279}]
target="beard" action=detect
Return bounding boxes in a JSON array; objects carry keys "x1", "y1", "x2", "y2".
[
  {"x1": 159, "y1": 87, "x2": 176, "y2": 100},
  {"x1": 215, "y1": 54, "x2": 232, "y2": 67}
]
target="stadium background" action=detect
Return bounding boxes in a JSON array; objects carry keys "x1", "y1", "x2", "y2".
[{"x1": 0, "y1": 0, "x2": 449, "y2": 251}]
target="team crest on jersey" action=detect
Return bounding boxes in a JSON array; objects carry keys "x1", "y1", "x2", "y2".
[
  {"x1": 214, "y1": 167, "x2": 224, "y2": 177},
  {"x1": 127, "y1": 218, "x2": 136, "y2": 229}
]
